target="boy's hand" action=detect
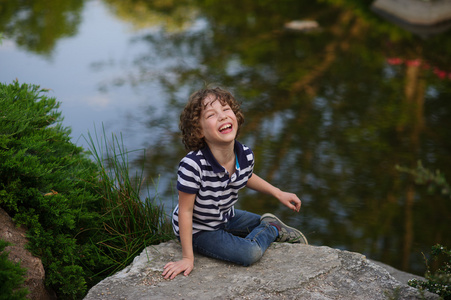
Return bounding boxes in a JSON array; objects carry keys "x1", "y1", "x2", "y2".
[
  {"x1": 246, "y1": 174, "x2": 302, "y2": 212},
  {"x1": 162, "y1": 258, "x2": 194, "y2": 280},
  {"x1": 277, "y1": 191, "x2": 301, "y2": 212}
]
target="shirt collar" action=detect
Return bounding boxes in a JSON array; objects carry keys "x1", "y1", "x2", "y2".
[{"x1": 202, "y1": 140, "x2": 250, "y2": 174}]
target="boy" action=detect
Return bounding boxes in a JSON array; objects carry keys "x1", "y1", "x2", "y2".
[{"x1": 162, "y1": 87, "x2": 307, "y2": 280}]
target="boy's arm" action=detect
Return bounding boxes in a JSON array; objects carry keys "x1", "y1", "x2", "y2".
[
  {"x1": 162, "y1": 191, "x2": 196, "y2": 279},
  {"x1": 246, "y1": 173, "x2": 301, "y2": 212}
]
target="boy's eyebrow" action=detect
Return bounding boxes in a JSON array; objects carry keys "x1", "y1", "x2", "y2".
[
  {"x1": 202, "y1": 98, "x2": 217, "y2": 108},
  {"x1": 201, "y1": 105, "x2": 214, "y2": 115},
  {"x1": 201, "y1": 98, "x2": 231, "y2": 114}
]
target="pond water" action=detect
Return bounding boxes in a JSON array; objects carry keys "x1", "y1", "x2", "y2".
[{"x1": 2, "y1": 0, "x2": 451, "y2": 276}]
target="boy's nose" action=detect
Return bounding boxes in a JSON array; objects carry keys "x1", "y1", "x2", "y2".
[{"x1": 218, "y1": 112, "x2": 227, "y2": 120}]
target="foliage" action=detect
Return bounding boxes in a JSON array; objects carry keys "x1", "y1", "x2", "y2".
[
  {"x1": 408, "y1": 245, "x2": 451, "y2": 299},
  {"x1": 397, "y1": 162, "x2": 450, "y2": 298},
  {"x1": 84, "y1": 127, "x2": 174, "y2": 275},
  {"x1": 0, "y1": 80, "x2": 105, "y2": 298},
  {"x1": 0, "y1": 81, "x2": 173, "y2": 299},
  {"x1": 0, "y1": 239, "x2": 29, "y2": 300}
]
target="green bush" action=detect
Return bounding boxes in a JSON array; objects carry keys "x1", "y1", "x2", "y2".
[
  {"x1": 0, "y1": 239, "x2": 29, "y2": 300},
  {"x1": 0, "y1": 81, "x2": 174, "y2": 299},
  {"x1": 408, "y1": 245, "x2": 451, "y2": 299},
  {"x1": 0, "y1": 81, "x2": 106, "y2": 298}
]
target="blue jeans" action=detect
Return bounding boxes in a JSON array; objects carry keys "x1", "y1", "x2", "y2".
[{"x1": 191, "y1": 209, "x2": 278, "y2": 266}]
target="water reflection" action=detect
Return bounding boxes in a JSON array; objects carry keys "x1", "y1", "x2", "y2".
[
  {"x1": 2, "y1": 0, "x2": 451, "y2": 276},
  {"x1": 0, "y1": 0, "x2": 84, "y2": 56},
  {"x1": 122, "y1": 0, "x2": 451, "y2": 276}
]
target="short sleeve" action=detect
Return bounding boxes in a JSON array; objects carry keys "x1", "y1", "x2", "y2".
[{"x1": 177, "y1": 156, "x2": 201, "y2": 194}]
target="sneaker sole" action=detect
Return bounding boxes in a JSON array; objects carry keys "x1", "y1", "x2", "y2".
[{"x1": 261, "y1": 213, "x2": 308, "y2": 245}]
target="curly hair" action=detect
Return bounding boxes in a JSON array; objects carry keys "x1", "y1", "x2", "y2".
[{"x1": 180, "y1": 87, "x2": 244, "y2": 151}]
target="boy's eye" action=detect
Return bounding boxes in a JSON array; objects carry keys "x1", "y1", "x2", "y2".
[{"x1": 206, "y1": 113, "x2": 214, "y2": 118}]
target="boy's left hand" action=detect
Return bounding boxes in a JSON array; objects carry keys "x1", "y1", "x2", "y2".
[{"x1": 277, "y1": 191, "x2": 301, "y2": 212}]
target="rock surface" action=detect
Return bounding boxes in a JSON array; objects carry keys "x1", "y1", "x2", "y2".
[
  {"x1": 84, "y1": 240, "x2": 437, "y2": 300},
  {"x1": 0, "y1": 208, "x2": 56, "y2": 300},
  {"x1": 372, "y1": 0, "x2": 451, "y2": 25}
]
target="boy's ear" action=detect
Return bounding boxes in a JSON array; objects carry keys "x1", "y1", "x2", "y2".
[{"x1": 197, "y1": 125, "x2": 204, "y2": 139}]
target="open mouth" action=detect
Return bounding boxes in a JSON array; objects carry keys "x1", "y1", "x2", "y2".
[{"x1": 219, "y1": 124, "x2": 232, "y2": 132}]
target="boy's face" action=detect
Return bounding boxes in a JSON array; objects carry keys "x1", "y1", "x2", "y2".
[{"x1": 199, "y1": 95, "x2": 238, "y2": 148}]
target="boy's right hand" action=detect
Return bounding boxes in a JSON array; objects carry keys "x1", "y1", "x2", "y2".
[{"x1": 162, "y1": 258, "x2": 194, "y2": 280}]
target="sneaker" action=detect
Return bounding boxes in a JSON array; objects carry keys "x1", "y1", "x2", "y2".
[{"x1": 261, "y1": 213, "x2": 308, "y2": 244}]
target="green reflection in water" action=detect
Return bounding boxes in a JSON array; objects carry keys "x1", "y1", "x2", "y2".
[
  {"x1": 3, "y1": 0, "x2": 451, "y2": 276},
  {"x1": 0, "y1": 0, "x2": 84, "y2": 56}
]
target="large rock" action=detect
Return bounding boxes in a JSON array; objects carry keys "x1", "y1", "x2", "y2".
[
  {"x1": 84, "y1": 240, "x2": 437, "y2": 300},
  {"x1": 372, "y1": 0, "x2": 451, "y2": 25},
  {"x1": 0, "y1": 208, "x2": 56, "y2": 300}
]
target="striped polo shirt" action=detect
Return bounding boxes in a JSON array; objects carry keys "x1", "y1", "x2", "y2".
[{"x1": 172, "y1": 140, "x2": 254, "y2": 236}]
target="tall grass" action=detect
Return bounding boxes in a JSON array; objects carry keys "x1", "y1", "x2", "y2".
[{"x1": 84, "y1": 127, "x2": 174, "y2": 275}]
